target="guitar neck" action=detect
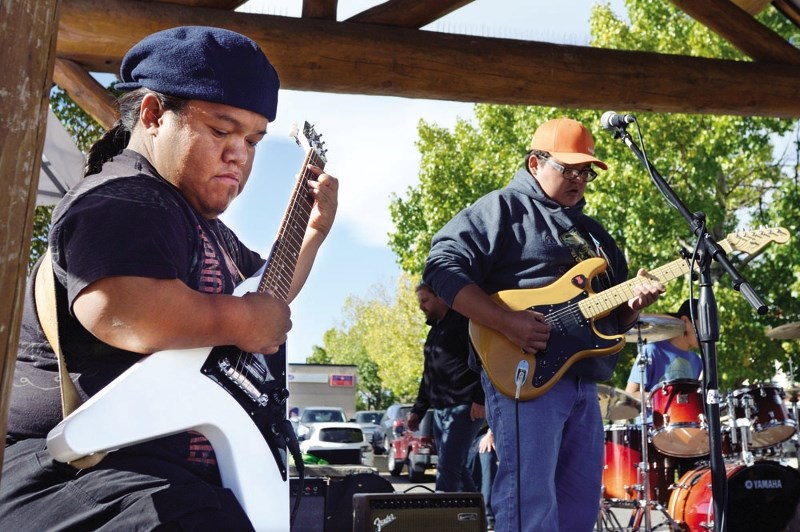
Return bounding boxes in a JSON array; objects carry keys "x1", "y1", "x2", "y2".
[
  {"x1": 579, "y1": 227, "x2": 790, "y2": 319},
  {"x1": 257, "y1": 144, "x2": 325, "y2": 301},
  {"x1": 579, "y1": 257, "x2": 691, "y2": 319}
]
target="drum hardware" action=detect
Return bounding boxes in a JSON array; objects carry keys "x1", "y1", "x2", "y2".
[
  {"x1": 735, "y1": 418, "x2": 755, "y2": 466},
  {"x1": 600, "y1": 321, "x2": 681, "y2": 531},
  {"x1": 598, "y1": 384, "x2": 641, "y2": 421},
  {"x1": 633, "y1": 322, "x2": 653, "y2": 531},
  {"x1": 787, "y1": 357, "x2": 800, "y2": 466}
]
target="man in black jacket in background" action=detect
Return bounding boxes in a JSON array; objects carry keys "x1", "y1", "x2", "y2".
[{"x1": 407, "y1": 283, "x2": 485, "y2": 491}]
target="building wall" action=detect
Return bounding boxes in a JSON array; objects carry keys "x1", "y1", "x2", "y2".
[{"x1": 288, "y1": 363, "x2": 358, "y2": 419}]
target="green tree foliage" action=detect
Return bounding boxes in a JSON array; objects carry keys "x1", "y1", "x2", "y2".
[
  {"x1": 319, "y1": 274, "x2": 427, "y2": 409},
  {"x1": 386, "y1": 1, "x2": 800, "y2": 392}
]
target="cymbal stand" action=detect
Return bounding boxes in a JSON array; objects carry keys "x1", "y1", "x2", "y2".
[
  {"x1": 731, "y1": 393, "x2": 755, "y2": 466},
  {"x1": 788, "y1": 358, "x2": 800, "y2": 467},
  {"x1": 624, "y1": 328, "x2": 682, "y2": 532},
  {"x1": 632, "y1": 326, "x2": 652, "y2": 531}
]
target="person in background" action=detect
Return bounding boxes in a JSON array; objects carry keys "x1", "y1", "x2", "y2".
[
  {"x1": 423, "y1": 117, "x2": 664, "y2": 531},
  {"x1": 407, "y1": 282, "x2": 485, "y2": 492},
  {"x1": 626, "y1": 298, "x2": 702, "y2": 395},
  {"x1": 0, "y1": 26, "x2": 337, "y2": 530},
  {"x1": 468, "y1": 424, "x2": 497, "y2": 529}
]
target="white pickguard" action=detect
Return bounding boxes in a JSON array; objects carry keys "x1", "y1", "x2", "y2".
[{"x1": 46, "y1": 274, "x2": 288, "y2": 531}]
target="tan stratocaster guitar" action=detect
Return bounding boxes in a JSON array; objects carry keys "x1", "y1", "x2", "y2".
[{"x1": 469, "y1": 227, "x2": 790, "y2": 401}]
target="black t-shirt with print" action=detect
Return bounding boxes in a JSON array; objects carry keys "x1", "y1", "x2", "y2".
[{"x1": 7, "y1": 151, "x2": 265, "y2": 457}]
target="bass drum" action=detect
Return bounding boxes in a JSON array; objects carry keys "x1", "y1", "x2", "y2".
[{"x1": 668, "y1": 461, "x2": 800, "y2": 531}]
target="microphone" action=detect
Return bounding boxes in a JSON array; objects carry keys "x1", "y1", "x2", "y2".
[{"x1": 601, "y1": 111, "x2": 635, "y2": 130}]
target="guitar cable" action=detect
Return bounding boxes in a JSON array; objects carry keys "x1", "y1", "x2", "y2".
[
  {"x1": 514, "y1": 360, "x2": 529, "y2": 532},
  {"x1": 276, "y1": 417, "x2": 305, "y2": 531}
]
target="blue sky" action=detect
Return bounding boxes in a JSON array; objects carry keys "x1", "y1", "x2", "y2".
[{"x1": 225, "y1": 0, "x2": 629, "y2": 362}]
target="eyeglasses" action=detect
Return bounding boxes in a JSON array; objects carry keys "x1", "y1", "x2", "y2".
[{"x1": 542, "y1": 158, "x2": 598, "y2": 183}]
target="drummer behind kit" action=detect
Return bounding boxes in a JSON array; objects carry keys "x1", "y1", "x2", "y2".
[{"x1": 598, "y1": 318, "x2": 800, "y2": 531}]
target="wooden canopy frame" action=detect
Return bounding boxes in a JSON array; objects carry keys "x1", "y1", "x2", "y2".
[{"x1": 1, "y1": 0, "x2": 799, "y2": 466}]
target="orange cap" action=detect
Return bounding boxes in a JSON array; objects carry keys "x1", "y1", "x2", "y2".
[{"x1": 529, "y1": 118, "x2": 607, "y2": 170}]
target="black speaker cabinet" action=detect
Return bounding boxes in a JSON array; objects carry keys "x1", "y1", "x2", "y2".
[
  {"x1": 352, "y1": 492, "x2": 486, "y2": 532},
  {"x1": 290, "y1": 477, "x2": 328, "y2": 531}
]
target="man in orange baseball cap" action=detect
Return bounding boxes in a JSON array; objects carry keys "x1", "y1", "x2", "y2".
[{"x1": 423, "y1": 116, "x2": 664, "y2": 531}]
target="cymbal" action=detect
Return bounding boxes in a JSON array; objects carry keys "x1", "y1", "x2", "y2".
[
  {"x1": 766, "y1": 322, "x2": 800, "y2": 340},
  {"x1": 624, "y1": 314, "x2": 685, "y2": 343},
  {"x1": 598, "y1": 384, "x2": 641, "y2": 421}
]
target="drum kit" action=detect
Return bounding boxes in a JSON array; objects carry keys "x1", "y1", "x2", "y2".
[{"x1": 597, "y1": 316, "x2": 800, "y2": 532}]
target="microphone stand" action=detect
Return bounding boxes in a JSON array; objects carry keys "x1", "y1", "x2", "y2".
[{"x1": 607, "y1": 123, "x2": 768, "y2": 532}]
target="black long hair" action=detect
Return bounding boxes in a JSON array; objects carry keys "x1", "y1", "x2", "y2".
[{"x1": 84, "y1": 89, "x2": 187, "y2": 177}]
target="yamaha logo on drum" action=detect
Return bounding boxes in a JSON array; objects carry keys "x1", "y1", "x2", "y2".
[{"x1": 745, "y1": 478, "x2": 783, "y2": 490}]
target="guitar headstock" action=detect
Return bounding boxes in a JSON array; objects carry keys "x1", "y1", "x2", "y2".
[
  {"x1": 721, "y1": 227, "x2": 790, "y2": 254},
  {"x1": 290, "y1": 121, "x2": 328, "y2": 166}
]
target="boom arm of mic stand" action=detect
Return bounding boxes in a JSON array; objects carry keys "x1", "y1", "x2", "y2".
[
  {"x1": 612, "y1": 127, "x2": 768, "y2": 314},
  {"x1": 611, "y1": 123, "x2": 770, "y2": 531}
]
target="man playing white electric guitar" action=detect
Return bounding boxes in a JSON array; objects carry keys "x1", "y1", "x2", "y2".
[{"x1": 1, "y1": 26, "x2": 338, "y2": 532}]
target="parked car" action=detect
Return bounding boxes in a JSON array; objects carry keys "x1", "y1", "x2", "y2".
[
  {"x1": 372, "y1": 403, "x2": 413, "y2": 455},
  {"x1": 295, "y1": 406, "x2": 348, "y2": 439},
  {"x1": 297, "y1": 422, "x2": 374, "y2": 466},
  {"x1": 387, "y1": 410, "x2": 437, "y2": 482},
  {"x1": 350, "y1": 410, "x2": 384, "y2": 450}
]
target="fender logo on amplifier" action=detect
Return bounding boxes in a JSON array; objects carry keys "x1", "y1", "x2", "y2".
[{"x1": 373, "y1": 513, "x2": 397, "y2": 531}]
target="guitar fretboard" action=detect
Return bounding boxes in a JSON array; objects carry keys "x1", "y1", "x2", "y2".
[
  {"x1": 579, "y1": 257, "x2": 692, "y2": 318},
  {"x1": 258, "y1": 148, "x2": 324, "y2": 301}
]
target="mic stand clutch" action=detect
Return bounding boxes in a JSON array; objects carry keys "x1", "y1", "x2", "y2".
[{"x1": 607, "y1": 120, "x2": 769, "y2": 532}]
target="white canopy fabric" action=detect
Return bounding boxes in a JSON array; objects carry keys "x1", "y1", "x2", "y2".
[{"x1": 38, "y1": 108, "x2": 83, "y2": 206}]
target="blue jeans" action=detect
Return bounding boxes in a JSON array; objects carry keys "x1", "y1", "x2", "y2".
[
  {"x1": 468, "y1": 433, "x2": 497, "y2": 521},
  {"x1": 482, "y1": 371, "x2": 603, "y2": 532},
  {"x1": 433, "y1": 404, "x2": 484, "y2": 492}
]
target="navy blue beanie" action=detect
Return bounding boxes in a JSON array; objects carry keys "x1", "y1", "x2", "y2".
[{"x1": 117, "y1": 26, "x2": 280, "y2": 121}]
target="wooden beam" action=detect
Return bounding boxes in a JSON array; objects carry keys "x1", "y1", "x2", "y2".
[
  {"x1": 0, "y1": 0, "x2": 61, "y2": 470},
  {"x1": 154, "y1": 0, "x2": 246, "y2": 7},
  {"x1": 57, "y1": 0, "x2": 800, "y2": 118},
  {"x1": 302, "y1": 0, "x2": 338, "y2": 20},
  {"x1": 346, "y1": 0, "x2": 476, "y2": 28},
  {"x1": 670, "y1": 0, "x2": 800, "y2": 65},
  {"x1": 773, "y1": 0, "x2": 800, "y2": 28},
  {"x1": 53, "y1": 58, "x2": 119, "y2": 129}
]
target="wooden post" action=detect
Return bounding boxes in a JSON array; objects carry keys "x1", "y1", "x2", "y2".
[{"x1": 0, "y1": 0, "x2": 61, "y2": 472}]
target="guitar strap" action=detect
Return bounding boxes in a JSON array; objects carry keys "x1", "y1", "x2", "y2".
[{"x1": 34, "y1": 249, "x2": 106, "y2": 469}]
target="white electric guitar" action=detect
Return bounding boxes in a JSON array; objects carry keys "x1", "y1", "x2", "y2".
[{"x1": 46, "y1": 122, "x2": 328, "y2": 532}]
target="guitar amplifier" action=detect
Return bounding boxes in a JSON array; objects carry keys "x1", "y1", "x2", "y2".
[
  {"x1": 352, "y1": 492, "x2": 486, "y2": 532},
  {"x1": 290, "y1": 477, "x2": 328, "y2": 531}
]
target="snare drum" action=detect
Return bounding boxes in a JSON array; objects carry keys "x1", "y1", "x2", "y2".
[
  {"x1": 668, "y1": 461, "x2": 800, "y2": 532},
  {"x1": 650, "y1": 379, "x2": 708, "y2": 457},
  {"x1": 731, "y1": 384, "x2": 796, "y2": 449},
  {"x1": 602, "y1": 425, "x2": 693, "y2": 504}
]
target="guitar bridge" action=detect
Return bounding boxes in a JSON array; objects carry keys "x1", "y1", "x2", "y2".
[
  {"x1": 218, "y1": 358, "x2": 270, "y2": 407},
  {"x1": 201, "y1": 345, "x2": 287, "y2": 413}
]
